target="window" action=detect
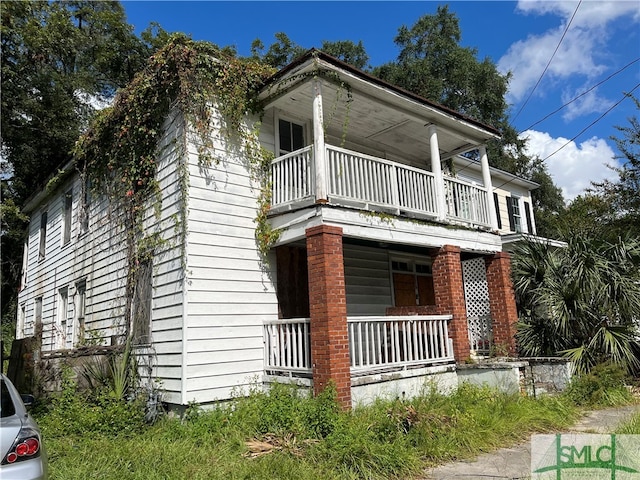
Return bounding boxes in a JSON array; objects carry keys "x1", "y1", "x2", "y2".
[
  {"x1": 79, "y1": 176, "x2": 90, "y2": 235},
  {"x1": 17, "y1": 304, "x2": 26, "y2": 339},
  {"x1": 132, "y1": 260, "x2": 152, "y2": 344},
  {"x1": 391, "y1": 258, "x2": 435, "y2": 307},
  {"x1": 278, "y1": 119, "x2": 304, "y2": 155},
  {"x1": 34, "y1": 297, "x2": 42, "y2": 340},
  {"x1": 62, "y1": 190, "x2": 72, "y2": 245},
  {"x1": 57, "y1": 287, "x2": 69, "y2": 349},
  {"x1": 506, "y1": 196, "x2": 522, "y2": 233},
  {"x1": 20, "y1": 240, "x2": 28, "y2": 290},
  {"x1": 38, "y1": 211, "x2": 47, "y2": 261},
  {"x1": 74, "y1": 281, "x2": 86, "y2": 345}
]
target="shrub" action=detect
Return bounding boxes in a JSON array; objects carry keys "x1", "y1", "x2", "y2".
[
  {"x1": 564, "y1": 362, "x2": 635, "y2": 407},
  {"x1": 36, "y1": 368, "x2": 147, "y2": 437}
]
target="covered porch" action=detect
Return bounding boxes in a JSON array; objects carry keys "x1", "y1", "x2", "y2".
[
  {"x1": 265, "y1": 226, "x2": 519, "y2": 408},
  {"x1": 261, "y1": 51, "x2": 502, "y2": 232}
]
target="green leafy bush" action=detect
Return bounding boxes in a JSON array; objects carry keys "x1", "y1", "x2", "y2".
[
  {"x1": 37, "y1": 368, "x2": 146, "y2": 437},
  {"x1": 564, "y1": 363, "x2": 635, "y2": 407}
]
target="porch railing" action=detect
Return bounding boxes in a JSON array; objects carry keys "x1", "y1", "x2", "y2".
[
  {"x1": 444, "y1": 177, "x2": 491, "y2": 227},
  {"x1": 270, "y1": 143, "x2": 491, "y2": 228},
  {"x1": 327, "y1": 145, "x2": 439, "y2": 217},
  {"x1": 264, "y1": 318, "x2": 311, "y2": 375},
  {"x1": 271, "y1": 146, "x2": 313, "y2": 206},
  {"x1": 348, "y1": 315, "x2": 454, "y2": 372},
  {"x1": 264, "y1": 315, "x2": 454, "y2": 377}
]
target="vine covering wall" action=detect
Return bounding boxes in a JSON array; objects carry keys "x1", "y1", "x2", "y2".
[{"x1": 72, "y1": 34, "x2": 275, "y2": 340}]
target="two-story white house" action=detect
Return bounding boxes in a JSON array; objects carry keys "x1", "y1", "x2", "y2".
[{"x1": 16, "y1": 50, "x2": 545, "y2": 408}]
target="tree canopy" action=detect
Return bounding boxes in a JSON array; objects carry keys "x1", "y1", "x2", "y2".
[{"x1": 0, "y1": 0, "x2": 157, "y2": 341}]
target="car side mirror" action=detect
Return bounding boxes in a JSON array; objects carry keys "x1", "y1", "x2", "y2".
[{"x1": 21, "y1": 394, "x2": 35, "y2": 408}]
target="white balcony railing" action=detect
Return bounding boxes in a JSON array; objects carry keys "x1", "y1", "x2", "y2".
[
  {"x1": 264, "y1": 315, "x2": 454, "y2": 377},
  {"x1": 270, "y1": 146, "x2": 313, "y2": 206},
  {"x1": 444, "y1": 177, "x2": 491, "y2": 227},
  {"x1": 270, "y1": 144, "x2": 491, "y2": 228}
]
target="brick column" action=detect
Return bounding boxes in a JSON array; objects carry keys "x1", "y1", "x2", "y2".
[
  {"x1": 485, "y1": 252, "x2": 518, "y2": 356},
  {"x1": 431, "y1": 245, "x2": 470, "y2": 361},
  {"x1": 306, "y1": 225, "x2": 351, "y2": 408}
]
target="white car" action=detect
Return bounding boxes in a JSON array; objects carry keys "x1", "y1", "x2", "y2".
[{"x1": 0, "y1": 373, "x2": 47, "y2": 480}]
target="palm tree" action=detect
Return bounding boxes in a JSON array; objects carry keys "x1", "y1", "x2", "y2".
[{"x1": 512, "y1": 235, "x2": 640, "y2": 374}]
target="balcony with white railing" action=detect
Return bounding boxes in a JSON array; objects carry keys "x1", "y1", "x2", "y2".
[
  {"x1": 270, "y1": 144, "x2": 492, "y2": 229},
  {"x1": 263, "y1": 315, "x2": 454, "y2": 378}
]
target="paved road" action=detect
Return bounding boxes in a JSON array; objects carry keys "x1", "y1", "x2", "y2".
[{"x1": 422, "y1": 405, "x2": 640, "y2": 480}]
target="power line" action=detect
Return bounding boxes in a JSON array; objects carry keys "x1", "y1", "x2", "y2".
[
  {"x1": 512, "y1": 0, "x2": 582, "y2": 123},
  {"x1": 540, "y1": 84, "x2": 640, "y2": 162},
  {"x1": 519, "y1": 57, "x2": 640, "y2": 133}
]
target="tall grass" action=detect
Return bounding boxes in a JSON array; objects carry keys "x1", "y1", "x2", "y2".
[
  {"x1": 37, "y1": 381, "x2": 583, "y2": 480},
  {"x1": 616, "y1": 413, "x2": 640, "y2": 434}
]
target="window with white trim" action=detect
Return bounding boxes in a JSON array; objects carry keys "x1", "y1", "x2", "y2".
[
  {"x1": 391, "y1": 257, "x2": 435, "y2": 307},
  {"x1": 56, "y1": 287, "x2": 69, "y2": 349},
  {"x1": 278, "y1": 118, "x2": 305, "y2": 155},
  {"x1": 20, "y1": 240, "x2": 28, "y2": 290},
  {"x1": 79, "y1": 176, "x2": 90, "y2": 235},
  {"x1": 62, "y1": 190, "x2": 72, "y2": 245},
  {"x1": 17, "y1": 304, "x2": 26, "y2": 339},
  {"x1": 38, "y1": 211, "x2": 47, "y2": 261},
  {"x1": 34, "y1": 297, "x2": 42, "y2": 339},
  {"x1": 74, "y1": 281, "x2": 86, "y2": 346},
  {"x1": 507, "y1": 196, "x2": 522, "y2": 233}
]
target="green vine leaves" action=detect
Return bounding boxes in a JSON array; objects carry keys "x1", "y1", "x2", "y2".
[{"x1": 72, "y1": 34, "x2": 275, "y2": 336}]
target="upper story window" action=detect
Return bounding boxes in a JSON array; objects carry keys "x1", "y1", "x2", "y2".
[
  {"x1": 278, "y1": 118, "x2": 304, "y2": 155},
  {"x1": 391, "y1": 257, "x2": 435, "y2": 307},
  {"x1": 38, "y1": 211, "x2": 47, "y2": 261},
  {"x1": 79, "y1": 176, "x2": 90, "y2": 235},
  {"x1": 62, "y1": 190, "x2": 72, "y2": 245},
  {"x1": 20, "y1": 240, "x2": 28, "y2": 290},
  {"x1": 507, "y1": 196, "x2": 522, "y2": 233}
]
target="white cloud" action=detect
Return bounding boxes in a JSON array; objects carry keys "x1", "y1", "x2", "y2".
[
  {"x1": 520, "y1": 129, "x2": 618, "y2": 201},
  {"x1": 560, "y1": 86, "x2": 614, "y2": 121},
  {"x1": 499, "y1": 0, "x2": 639, "y2": 104}
]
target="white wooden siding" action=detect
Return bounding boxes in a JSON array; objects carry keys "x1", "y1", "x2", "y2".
[
  {"x1": 343, "y1": 244, "x2": 393, "y2": 316},
  {"x1": 17, "y1": 110, "x2": 187, "y2": 403},
  {"x1": 183, "y1": 111, "x2": 278, "y2": 404}
]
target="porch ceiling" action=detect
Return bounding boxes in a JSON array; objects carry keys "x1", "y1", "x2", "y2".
[{"x1": 261, "y1": 56, "x2": 499, "y2": 161}]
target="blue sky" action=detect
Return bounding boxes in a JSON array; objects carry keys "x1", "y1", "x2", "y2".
[{"x1": 122, "y1": 1, "x2": 640, "y2": 202}]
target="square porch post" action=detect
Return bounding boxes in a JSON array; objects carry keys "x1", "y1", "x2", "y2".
[
  {"x1": 485, "y1": 252, "x2": 518, "y2": 356},
  {"x1": 432, "y1": 245, "x2": 470, "y2": 361},
  {"x1": 306, "y1": 224, "x2": 351, "y2": 408}
]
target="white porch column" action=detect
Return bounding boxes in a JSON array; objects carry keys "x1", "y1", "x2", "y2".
[
  {"x1": 479, "y1": 145, "x2": 499, "y2": 230},
  {"x1": 313, "y1": 78, "x2": 327, "y2": 203},
  {"x1": 429, "y1": 125, "x2": 447, "y2": 221}
]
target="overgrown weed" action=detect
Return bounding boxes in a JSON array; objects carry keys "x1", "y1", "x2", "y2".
[
  {"x1": 37, "y1": 381, "x2": 585, "y2": 479},
  {"x1": 563, "y1": 363, "x2": 636, "y2": 407}
]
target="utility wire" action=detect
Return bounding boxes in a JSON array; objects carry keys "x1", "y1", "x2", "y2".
[
  {"x1": 492, "y1": 85, "x2": 639, "y2": 192},
  {"x1": 519, "y1": 56, "x2": 640, "y2": 133},
  {"x1": 540, "y1": 84, "x2": 640, "y2": 162},
  {"x1": 512, "y1": 0, "x2": 582, "y2": 123}
]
